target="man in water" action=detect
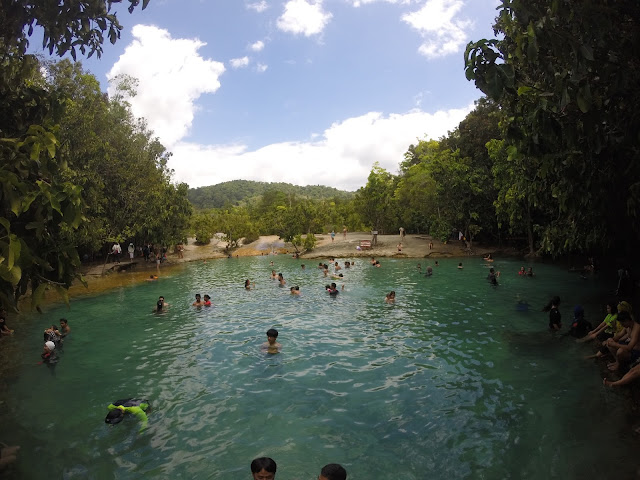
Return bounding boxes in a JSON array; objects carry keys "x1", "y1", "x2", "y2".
[
  {"x1": 262, "y1": 329, "x2": 282, "y2": 354},
  {"x1": 105, "y1": 399, "x2": 150, "y2": 432},
  {"x1": 251, "y1": 457, "x2": 277, "y2": 480},
  {"x1": 290, "y1": 286, "x2": 301, "y2": 295},
  {"x1": 154, "y1": 296, "x2": 168, "y2": 312},
  {"x1": 59, "y1": 318, "x2": 71, "y2": 338},
  {"x1": 193, "y1": 294, "x2": 204, "y2": 306},
  {"x1": 319, "y1": 463, "x2": 347, "y2": 480}
]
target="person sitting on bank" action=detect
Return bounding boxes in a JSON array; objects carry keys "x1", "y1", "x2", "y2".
[
  {"x1": 251, "y1": 457, "x2": 277, "y2": 480},
  {"x1": 0, "y1": 308, "x2": 14, "y2": 336},
  {"x1": 603, "y1": 362, "x2": 640, "y2": 388},
  {"x1": 580, "y1": 302, "x2": 620, "y2": 344},
  {"x1": 604, "y1": 310, "x2": 640, "y2": 372},
  {"x1": 319, "y1": 463, "x2": 347, "y2": 480}
]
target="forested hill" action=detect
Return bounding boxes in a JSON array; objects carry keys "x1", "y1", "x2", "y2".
[{"x1": 188, "y1": 180, "x2": 355, "y2": 209}]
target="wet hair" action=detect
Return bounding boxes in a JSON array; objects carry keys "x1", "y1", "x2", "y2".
[
  {"x1": 266, "y1": 328, "x2": 279, "y2": 338},
  {"x1": 331, "y1": 283, "x2": 337, "y2": 288},
  {"x1": 159, "y1": 296, "x2": 164, "y2": 300},
  {"x1": 321, "y1": 464, "x2": 347, "y2": 480},
  {"x1": 203, "y1": 295, "x2": 210, "y2": 300},
  {"x1": 251, "y1": 457, "x2": 277, "y2": 474},
  {"x1": 295, "y1": 286, "x2": 299, "y2": 291},
  {"x1": 195, "y1": 293, "x2": 201, "y2": 298},
  {"x1": 60, "y1": 318, "x2": 68, "y2": 325},
  {"x1": 543, "y1": 296, "x2": 561, "y2": 312},
  {"x1": 105, "y1": 409, "x2": 124, "y2": 425}
]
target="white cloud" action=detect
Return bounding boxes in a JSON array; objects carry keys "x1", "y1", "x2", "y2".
[
  {"x1": 277, "y1": 0, "x2": 332, "y2": 37},
  {"x1": 168, "y1": 105, "x2": 473, "y2": 191},
  {"x1": 402, "y1": 0, "x2": 472, "y2": 59},
  {"x1": 256, "y1": 63, "x2": 269, "y2": 73},
  {"x1": 107, "y1": 25, "x2": 225, "y2": 147},
  {"x1": 247, "y1": 1, "x2": 268, "y2": 12},
  {"x1": 348, "y1": 0, "x2": 412, "y2": 6},
  {"x1": 230, "y1": 56, "x2": 250, "y2": 68},
  {"x1": 250, "y1": 40, "x2": 265, "y2": 52}
]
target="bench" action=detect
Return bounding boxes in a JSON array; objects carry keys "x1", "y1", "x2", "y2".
[{"x1": 359, "y1": 240, "x2": 372, "y2": 249}]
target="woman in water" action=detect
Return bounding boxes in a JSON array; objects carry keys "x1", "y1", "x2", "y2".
[{"x1": 385, "y1": 291, "x2": 396, "y2": 303}]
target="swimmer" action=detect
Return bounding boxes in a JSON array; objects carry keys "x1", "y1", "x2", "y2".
[
  {"x1": 334, "y1": 262, "x2": 342, "y2": 271},
  {"x1": 416, "y1": 263, "x2": 422, "y2": 272},
  {"x1": 245, "y1": 279, "x2": 255, "y2": 290},
  {"x1": 193, "y1": 294, "x2": 204, "y2": 306},
  {"x1": 262, "y1": 329, "x2": 281, "y2": 354},
  {"x1": 251, "y1": 457, "x2": 277, "y2": 480},
  {"x1": 526, "y1": 267, "x2": 534, "y2": 277},
  {"x1": 518, "y1": 266, "x2": 526, "y2": 275},
  {"x1": 105, "y1": 398, "x2": 150, "y2": 431},
  {"x1": 487, "y1": 267, "x2": 499, "y2": 286},
  {"x1": 277, "y1": 273, "x2": 286, "y2": 286},
  {"x1": 458, "y1": 262, "x2": 463, "y2": 269},
  {"x1": 270, "y1": 270, "x2": 277, "y2": 279},
  {"x1": 434, "y1": 261, "x2": 439, "y2": 267},
  {"x1": 345, "y1": 261, "x2": 350, "y2": 268},
  {"x1": 326, "y1": 283, "x2": 339, "y2": 296},
  {"x1": 375, "y1": 261, "x2": 381, "y2": 268},
  {"x1": 203, "y1": 294, "x2": 212, "y2": 306},
  {"x1": 154, "y1": 296, "x2": 169, "y2": 312},
  {"x1": 331, "y1": 273, "x2": 344, "y2": 280},
  {"x1": 146, "y1": 274, "x2": 158, "y2": 281},
  {"x1": 301, "y1": 264, "x2": 305, "y2": 270},
  {"x1": 385, "y1": 291, "x2": 396, "y2": 303},
  {"x1": 319, "y1": 463, "x2": 347, "y2": 480},
  {"x1": 425, "y1": 266, "x2": 433, "y2": 276},
  {"x1": 483, "y1": 253, "x2": 493, "y2": 262},
  {"x1": 290, "y1": 286, "x2": 301, "y2": 295},
  {"x1": 370, "y1": 257, "x2": 376, "y2": 265},
  {"x1": 318, "y1": 262, "x2": 324, "y2": 269},
  {"x1": 59, "y1": 318, "x2": 71, "y2": 338},
  {"x1": 40, "y1": 341, "x2": 58, "y2": 365}
]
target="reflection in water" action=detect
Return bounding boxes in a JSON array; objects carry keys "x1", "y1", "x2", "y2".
[{"x1": 0, "y1": 256, "x2": 637, "y2": 479}]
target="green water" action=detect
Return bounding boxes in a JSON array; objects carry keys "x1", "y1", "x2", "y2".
[{"x1": 1, "y1": 257, "x2": 637, "y2": 479}]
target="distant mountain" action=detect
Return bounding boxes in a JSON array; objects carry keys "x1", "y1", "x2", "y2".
[{"x1": 188, "y1": 180, "x2": 355, "y2": 209}]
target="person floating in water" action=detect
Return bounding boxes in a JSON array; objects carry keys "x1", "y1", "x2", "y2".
[
  {"x1": 385, "y1": 291, "x2": 396, "y2": 303},
  {"x1": 251, "y1": 457, "x2": 277, "y2": 480},
  {"x1": 105, "y1": 398, "x2": 150, "y2": 431},
  {"x1": 262, "y1": 329, "x2": 281, "y2": 354}
]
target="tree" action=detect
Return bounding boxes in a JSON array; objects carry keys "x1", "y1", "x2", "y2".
[
  {"x1": 465, "y1": 0, "x2": 640, "y2": 256},
  {"x1": 0, "y1": 1, "x2": 151, "y2": 310},
  {"x1": 354, "y1": 164, "x2": 397, "y2": 233}
]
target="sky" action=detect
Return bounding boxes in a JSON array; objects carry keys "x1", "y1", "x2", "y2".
[{"x1": 73, "y1": 0, "x2": 501, "y2": 191}]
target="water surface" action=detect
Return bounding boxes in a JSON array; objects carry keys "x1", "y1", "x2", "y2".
[{"x1": 1, "y1": 257, "x2": 636, "y2": 479}]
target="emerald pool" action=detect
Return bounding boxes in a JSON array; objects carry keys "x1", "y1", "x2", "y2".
[{"x1": 1, "y1": 256, "x2": 637, "y2": 479}]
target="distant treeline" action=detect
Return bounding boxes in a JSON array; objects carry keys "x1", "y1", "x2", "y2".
[{"x1": 188, "y1": 181, "x2": 354, "y2": 210}]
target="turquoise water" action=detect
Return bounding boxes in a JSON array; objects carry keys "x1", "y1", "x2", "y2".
[{"x1": 1, "y1": 257, "x2": 637, "y2": 479}]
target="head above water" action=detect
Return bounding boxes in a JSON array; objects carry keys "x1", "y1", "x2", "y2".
[
  {"x1": 320, "y1": 463, "x2": 347, "y2": 480},
  {"x1": 266, "y1": 329, "x2": 279, "y2": 338},
  {"x1": 251, "y1": 457, "x2": 277, "y2": 475},
  {"x1": 105, "y1": 408, "x2": 124, "y2": 425}
]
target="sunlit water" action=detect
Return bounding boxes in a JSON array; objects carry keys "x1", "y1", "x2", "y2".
[{"x1": 1, "y1": 257, "x2": 637, "y2": 479}]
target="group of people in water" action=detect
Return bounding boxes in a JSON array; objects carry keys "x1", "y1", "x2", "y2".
[{"x1": 250, "y1": 457, "x2": 347, "y2": 480}]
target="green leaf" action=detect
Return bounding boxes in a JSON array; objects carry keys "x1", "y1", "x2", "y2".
[
  {"x1": 31, "y1": 283, "x2": 48, "y2": 311},
  {"x1": 8, "y1": 235, "x2": 20, "y2": 270},
  {"x1": 55, "y1": 285, "x2": 70, "y2": 308}
]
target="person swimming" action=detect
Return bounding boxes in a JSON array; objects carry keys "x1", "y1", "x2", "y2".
[
  {"x1": 105, "y1": 398, "x2": 150, "y2": 431},
  {"x1": 290, "y1": 286, "x2": 301, "y2": 295},
  {"x1": 385, "y1": 291, "x2": 396, "y2": 303},
  {"x1": 326, "y1": 283, "x2": 339, "y2": 296}
]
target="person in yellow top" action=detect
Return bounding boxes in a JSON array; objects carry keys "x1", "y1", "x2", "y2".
[
  {"x1": 105, "y1": 399, "x2": 150, "y2": 431},
  {"x1": 579, "y1": 301, "x2": 621, "y2": 344}
]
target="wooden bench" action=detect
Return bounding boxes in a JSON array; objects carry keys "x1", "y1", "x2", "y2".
[{"x1": 359, "y1": 240, "x2": 372, "y2": 249}]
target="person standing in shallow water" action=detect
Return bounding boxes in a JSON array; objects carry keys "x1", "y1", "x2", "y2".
[{"x1": 319, "y1": 463, "x2": 347, "y2": 480}]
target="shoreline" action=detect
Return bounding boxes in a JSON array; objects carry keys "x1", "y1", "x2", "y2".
[{"x1": 70, "y1": 233, "x2": 507, "y2": 301}]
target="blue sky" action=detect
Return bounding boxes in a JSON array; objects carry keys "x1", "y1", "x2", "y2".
[{"x1": 70, "y1": 0, "x2": 500, "y2": 191}]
